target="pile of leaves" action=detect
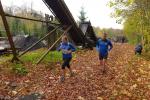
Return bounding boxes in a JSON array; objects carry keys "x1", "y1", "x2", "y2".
[{"x1": 0, "y1": 43, "x2": 150, "y2": 99}]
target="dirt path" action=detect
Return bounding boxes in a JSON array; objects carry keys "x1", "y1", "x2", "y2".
[{"x1": 0, "y1": 43, "x2": 150, "y2": 99}]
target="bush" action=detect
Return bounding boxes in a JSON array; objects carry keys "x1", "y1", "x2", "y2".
[{"x1": 12, "y1": 63, "x2": 28, "y2": 76}]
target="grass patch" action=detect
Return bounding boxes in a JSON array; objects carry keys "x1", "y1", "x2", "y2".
[
  {"x1": 20, "y1": 49, "x2": 62, "y2": 64},
  {"x1": 12, "y1": 63, "x2": 28, "y2": 76},
  {"x1": 0, "y1": 54, "x2": 12, "y2": 65},
  {"x1": 0, "y1": 48, "x2": 77, "y2": 65}
]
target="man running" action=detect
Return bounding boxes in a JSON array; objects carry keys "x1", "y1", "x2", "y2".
[{"x1": 96, "y1": 33, "x2": 113, "y2": 74}]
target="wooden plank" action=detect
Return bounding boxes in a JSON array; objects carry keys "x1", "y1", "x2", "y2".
[
  {"x1": 36, "y1": 26, "x2": 72, "y2": 64},
  {"x1": 5, "y1": 13, "x2": 60, "y2": 26},
  {"x1": 19, "y1": 26, "x2": 60, "y2": 57}
]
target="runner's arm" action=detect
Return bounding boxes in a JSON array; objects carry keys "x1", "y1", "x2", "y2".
[
  {"x1": 96, "y1": 41, "x2": 100, "y2": 51},
  {"x1": 56, "y1": 44, "x2": 62, "y2": 51},
  {"x1": 108, "y1": 41, "x2": 113, "y2": 51},
  {"x1": 69, "y1": 43, "x2": 76, "y2": 52}
]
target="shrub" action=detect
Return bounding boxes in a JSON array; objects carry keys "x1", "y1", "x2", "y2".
[{"x1": 12, "y1": 63, "x2": 28, "y2": 76}]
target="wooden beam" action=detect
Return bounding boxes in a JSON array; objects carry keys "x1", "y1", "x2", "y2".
[
  {"x1": 36, "y1": 26, "x2": 72, "y2": 64},
  {"x1": 5, "y1": 13, "x2": 60, "y2": 26},
  {"x1": 0, "y1": 1, "x2": 19, "y2": 62},
  {"x1": 19, "y1": 26, "x2": 60, "y2": 57}
]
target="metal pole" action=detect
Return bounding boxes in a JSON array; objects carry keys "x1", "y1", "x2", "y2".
[
  {"x1": 0, "y1": 1, "x2": 19, "y2": 62},
  {"x1": 36, "y1": 26, "x2": 72, "y2": 64},
  {"x1": 19, "y1": 26, "x2": 60, "y2": 57}
]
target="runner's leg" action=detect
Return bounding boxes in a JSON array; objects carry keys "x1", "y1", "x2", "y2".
[
  {"x1": 103, "y1": 59, "x2": 107, "y2": 73},
  {"x1": 60, "y1": 59, "x2": 67, "y2": 82},
  {"x1": 66, "y1": 58, "x2": 74, "y2": 76}
]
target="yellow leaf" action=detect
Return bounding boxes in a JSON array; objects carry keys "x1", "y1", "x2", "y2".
[
  {"x1": 97, "y1": 97, "x2": 103, "y2": 100},
  {"x1": 132, "y1": 84, "x2": 137, "y2": 88},
  {"x1": 130, "y1": 84, "x2": 137, "y2": 90},
  {"x1": 138, "y1": 68, "x2": 147, "y2": 74},
  {"x1": 12, "y1": 91, "x2": 17, "y2": 96},
  {"x1": 137, "y1": 78, "x2": 141, "y2": 82},
  {"x1": 121, "y1": 90, "x2": 131, "y2": 97},
  {"x1": 78, "y1": 96, "x2": 85, "y2": 100}
]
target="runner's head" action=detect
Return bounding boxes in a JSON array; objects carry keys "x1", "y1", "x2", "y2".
[
  {"x1": 102, "y1": 32, "x2": 107, "y2": 40},
  {"x1": 62, "y1": 35, "x2": 68, "y2": 43}
]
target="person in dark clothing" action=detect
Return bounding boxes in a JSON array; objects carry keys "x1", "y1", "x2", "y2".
[
  {"x1": 96, "y1": 33, "x2": 113, "y2": 74},
  {"x1": 122, "y1": 37, "x2": 125, "y2": 43},
  {"x1": 135, "y1": 43, "x2": 143, "y2": 55},
  {"x1": 57, "y1": 35, "x2": 76, "y2": 82}
]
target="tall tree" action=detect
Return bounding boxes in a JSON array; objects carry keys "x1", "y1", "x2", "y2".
[
  {"x1": 22, "y1": 22, "x2": 28, "y2": 35},
  {"x1": 78, "y1": 7, "x2": 88, "y2": 23},
  {"x1": 108, "y1": 0, "x2": 150, "y2": 51},
  {"x1": 11, "y1": 18, "x2": 21, "y2": 36}
]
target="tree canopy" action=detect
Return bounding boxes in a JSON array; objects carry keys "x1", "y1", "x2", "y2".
[
  {"x1": 108, "y1": 0, "x2": 150, "y2": 52},
  {"x1": 78, "y1": 7, "x2": 88, "y2": 23}
]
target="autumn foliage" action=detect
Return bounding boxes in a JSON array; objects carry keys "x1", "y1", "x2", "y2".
[{"x1": 0, "y1": 43, "x2": 150, "y2": 99}]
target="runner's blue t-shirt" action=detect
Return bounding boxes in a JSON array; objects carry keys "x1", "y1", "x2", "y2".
[
  {"x1": 57, "y1": 42, "x2": 76, "y2": 59},
  {"x1": 96, "y1": 39, "x2": 113, "y2": 56}
]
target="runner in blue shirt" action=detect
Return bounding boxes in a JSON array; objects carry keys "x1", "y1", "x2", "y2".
[
  {"x1": 57, "y1": 35, "x2": 76, "y2": 82},
  {"x1": 96, "y1": 33, "x2": 113, "y2": 74}
]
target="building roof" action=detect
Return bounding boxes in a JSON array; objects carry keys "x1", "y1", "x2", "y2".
[{"x1": 79, "y1": 21, "x2": 97, "y2": 44}]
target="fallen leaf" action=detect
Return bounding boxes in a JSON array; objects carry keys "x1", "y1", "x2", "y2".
[
  {"x1": 97, "y1": 97, "x2": 103, "y2": 100},
  {"x1": 12, "y1": 91, "x2": 17, "y2": 96},
  {"x1": 78, "y1": 96, "x2": 85, "y2": 100}
]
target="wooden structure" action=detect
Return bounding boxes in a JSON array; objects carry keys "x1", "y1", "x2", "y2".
[
  {"x1": 79, "y1": 21, "x2": 97, "y2": 47},
  {"x1": 0, "y1": 1, "x2": 19, "y2": 62},
  {"x1": 0, "y1": 0, "x2": 97, "y2": 63}
]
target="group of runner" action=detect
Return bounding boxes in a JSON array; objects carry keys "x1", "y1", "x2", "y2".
[{"x1": 57, "y1": 33, "x2": 113, "y2": 82}]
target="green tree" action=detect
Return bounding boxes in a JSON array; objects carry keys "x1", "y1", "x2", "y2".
[
  {"x1": 78, "y1": 7, "x2": 88, "y2": 23},
  {"x1": 108, "y1": 0, "x2": 150, "y2": 51},
  {"x1": 11, "y1": 18, "x2": 22, "y2": 36},
  {"x1": 22, "y1": 23, "x2": 28, "y2": 35},
  {"x1": 33, "y1": 23, "x2": 39, "y2": 37}
]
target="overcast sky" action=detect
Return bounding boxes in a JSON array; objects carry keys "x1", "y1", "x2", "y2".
[{"x1": 1, "y1": 0, "x2": 123, "y2": 29}]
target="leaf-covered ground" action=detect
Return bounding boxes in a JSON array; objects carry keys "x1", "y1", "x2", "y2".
[{"x1": 0, "y1": 43, "x2": 150, "y2": 99}]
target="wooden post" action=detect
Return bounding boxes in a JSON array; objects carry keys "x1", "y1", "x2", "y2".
[
  {"x1": 0, "y1": 1, "x2": 19, "y2": 62},
  {"x1": 45, "y1": 14, "x2": 51, "y2": 47},
  {"x1": 36, "y1": 26, "x2": 72, "y2": 64}
]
